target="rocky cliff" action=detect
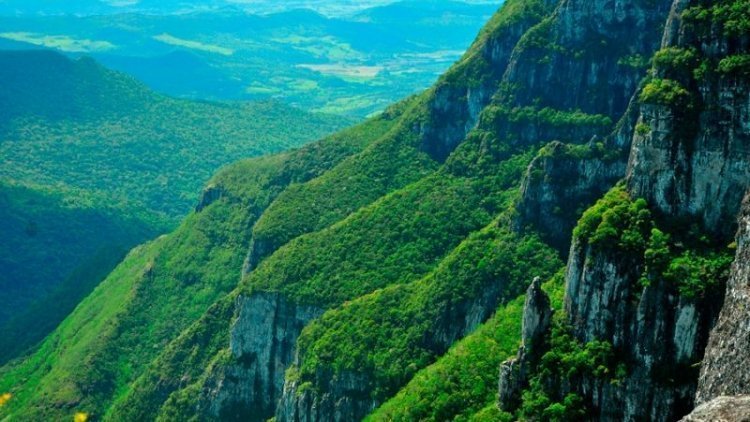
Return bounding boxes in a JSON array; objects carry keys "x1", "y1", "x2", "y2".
[
  {"x1": 187, "y1": 293, "x2": 323, "y2": 421},
  {"x1": 498, "y1": 0, "x2": 750, "y2": 419},
  {"x1": 696, "y1": 193, "x2": 750, "y2": 403}
]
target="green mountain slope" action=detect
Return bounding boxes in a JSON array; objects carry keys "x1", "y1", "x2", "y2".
[
  {"x1": 0, "y1": 50, "x2": 350, "y2": 365},
  {"x1": 0, "y1": 106, "x2": 402, "y2": 420},
  {"x1": 0, "y1": 50, "x2": 352, "y2": 220},
  {"x1": 0, "y1": 182, "x2": 156, "y2": 363},
  {"x1": 2, "y1": 0, "x2": 723, "y2": 420}
]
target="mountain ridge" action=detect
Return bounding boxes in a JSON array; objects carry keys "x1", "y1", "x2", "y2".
[{"x1": 1, "y1": 0, "x2": 749, "y2": 420}]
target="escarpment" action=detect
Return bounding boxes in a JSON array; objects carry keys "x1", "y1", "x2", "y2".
[
  {"x1": 498, "y1": 0, "x2": 750, "y2": 419},
  {"x1": 696, "y1": 193, "x2": 750, "y2": 403},
  {"x1": 3, "y1": 0, "x2": 748, "y2": 421},
  {"x1": 191, "y1": 293, "x2": 323, "y2": 420}
]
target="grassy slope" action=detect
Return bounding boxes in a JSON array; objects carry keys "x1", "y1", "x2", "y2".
[
  {"x1": 240, "y1": 0, "x2": 556, "y2": 273},
  {"x1": 0, "y1": 182, "x2": 159, "y2": 363},
  {"x1": 367, "y1": 274, "x2": 565, "y2": 422},
  {"x1": 293, "y1": 222, "x2": 562, "y2": 404},
  {"x1": 0, "y1": 110, "x2": 396, "y2": 420}
]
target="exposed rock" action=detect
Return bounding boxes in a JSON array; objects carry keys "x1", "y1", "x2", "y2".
[
  {"x1": 680, "y1": 395, "x2": 750, "y2": 422},
  {"x1": 276, "y1": 371, "x2": 376, "y2": 422},
  {"x1": 500, "y1": 0, "x2": 750, "y2": 418},
  {"x1": 418, "y1": 0, "x2": 556, "y2": 161},
  {"x1": 195, "y1": 184, "x2": 225, "y2": 212},
  {"x1": 196, "y1": 293, "x2": 322, "y2": 421},
  {"x1": 504, "y1": 0, "x2": 672, "y2": 118},
  {"x1": 562, "y1": 239, "x2": 716, "y2": 420},
  {"x1": 696, "y1": 193, "x2": 750, "y2": 403},
  {"x1": 515, "y1": 139, "x2": 627, "y2": 253},
  {"x1": 523, "y1": 277, "x2": 553, "y2": 350},
  {"x1": 498, "y1": 277, "x2": 553, "y2": 411},
  {"x1": 277, "y1": 265, "x2": 513, "y2": 422},
  {"x1": 511, "y1": 0, "x2": 670, "y2": 254},
  {"x1": 627, "y1": 3, "x2": 750, "y2": 240}
]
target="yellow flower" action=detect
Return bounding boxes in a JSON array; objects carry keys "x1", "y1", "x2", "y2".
[
  {"x1": 74, "y1": 412, "x2": 89, "y2": 422},
  {"x1": 0, "y1": 393, "x2": 12, "y2": 407}
]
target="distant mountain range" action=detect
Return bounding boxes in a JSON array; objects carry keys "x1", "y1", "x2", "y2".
[
  {"x1": 0, "y1": 1, "x2": 502, "y2": 116},
  {"x1": 0, "y1": 0, "x2": 500, "y2": 17}
]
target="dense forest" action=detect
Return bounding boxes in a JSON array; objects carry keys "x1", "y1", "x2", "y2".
[
  {"x1": 0, "y1": 49, "x2": 348, "y2": 366},
  {"x1": 1, "y1": 0, "x2": 749, "y2": 421}
]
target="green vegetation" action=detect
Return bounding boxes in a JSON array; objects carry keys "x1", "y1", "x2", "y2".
[
  {"x1": 640, "y1": 229, "x2": 734, "y2": 298},
  {"x1": 652, "y1": 47, "x2": 699, "y2": 78},
  {"x1": 293, "y1": 224, "x2": 561, "y2": 402},
  {"x1": 0, "y1": 182, "x2": 158, "y2": 363},
  {"x1": 0, "y1": 0, "x2": 693, "y2": 419},
  {"x1": 0, "y1": 111, "x2": 390, "y2": 421},
  {"x1": 635, "y1": 121, "x2": 652, "y2": 136},
  {"x1": 618, "y1": 54, "x2": 650, "y2": 69},
  {"x1": 0, "y1": 49, "x2": 351, "y2": 365},
  {"x1": 718, "y1": 54, "x2": 750, "y2": 76},
  {"x1": 683, "y1": 0, "x2": 750, "y2": 37},
  {"x1": 440, "y1": 0, "x2": 556, "y2": 89},
  {"x1": 639, "y1": 78, "x2": 693, "y2": 107},
  {"x1": 573, "y1": 185, "x2": 652, "y2": 253},
  {"x1": 0, "y1": 50, "x2": 351, "y2": 223},
  {"x1": 483, "y1": 105, "x2": 612, "y2": 130},
  {"x1": 368, "y1": 275, "x2": 566, "y2": 422},
  {"x1": 518, "y1": 316, "x2": 621, "y2": 421},
  {"x1": 574, "y1": 186, "x2": 734, "y2": 299},
  {"x1": 247, "y1": 98, "x2": 430, "y2": 267},
  {"x1": 537, "y1": 141, "x2": 622, "y2": 162}
]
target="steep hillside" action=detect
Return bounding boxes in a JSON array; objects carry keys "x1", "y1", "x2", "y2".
[
  {"x1": 0, "y1": 182, "x2": 156, "y2": 363},
  {"x1": 0, "y1": 50, "x2": 348, "y2": 364},
  {"x1": 0, "y1": 108, "x2": 401, "y2": 420},
  {"x1": 497, "y1": 0, "x2": 750, "y2": 420},
  {"x1": 2, "y1": 0, "x2": 748, "y2": 420}
]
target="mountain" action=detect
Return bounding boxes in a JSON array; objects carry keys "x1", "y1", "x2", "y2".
[
  {"x1": 1, "y1": 0, "x2": 749, "y2": 421},
  {"x1": 0, "y1": 49, "x2": 348, "y2": 366},
  {"x1": 0, "y1": 2, "x2": 499, "y2": 116},
  {"x1": 0, "y1": 0, "x2": 498, "y2": 17},
  {"x1": 0, "y1": 182, "x2": 155, "y2": 363},
  {"x1": 0, "y1": 50, "x2": 350, "y2": 220}
]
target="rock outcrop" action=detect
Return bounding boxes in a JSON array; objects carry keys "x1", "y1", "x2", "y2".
[
  {"x1": 497, "y1": 0, "x2": 750, "y2": 419},
  {"x1": 195, "y1": 293, "x2": 322, "y2": 421},
  {"x1": 497, "y1": 277, "x2": 553, "y2": 410},
  {"x1": 627, "y1": 0, "x2": 750, "y2": 240},
  {"x1": 515, "y1": 139, "x2": 628, "y2": 253},
  {"x1": 275, "y1": 253, "x2": 522, "y2": 422},
  {"x1": 696, "y1": 193, "x2": 750, "y2": 403},
  {"x1": 680, "y1": 395, "x2": 750, "y2": 422}
]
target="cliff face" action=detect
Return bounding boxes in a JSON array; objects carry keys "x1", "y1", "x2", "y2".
[
  {"x1": 680, "y1": 396, "x2": 750, "y2": 421},
  {"x1": 497, "y1": 278, "x2": 553, "y2": 410},
  {"x1": 696, "y1": 193, "x2": 750, "y2": 403},
  {"x1": 561, "y1": 227, "x2": 721, "y2": 420},
  {"x1": 514, "y1": 139, "x2": 628, "y2": 253},
  {"x1": 499, "y1": 0, "x2": 750, "y2": 419},
  {"x1": 268, "y1": 0, "x2": 676, "y2": 420},
  {"x1": 194, "y1": 293, "x2": 322, "y2": 421},
  {"x1": 504, "y1": 0, "x2": 670, "y2": 117}
]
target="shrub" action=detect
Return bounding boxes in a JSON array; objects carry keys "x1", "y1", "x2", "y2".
[
  {"x1": 639, "y1": 79, "x2": 692, "y2": 107},
  {"x1": 718, "y1": 54, "x2": 750, "y2": 77}
]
